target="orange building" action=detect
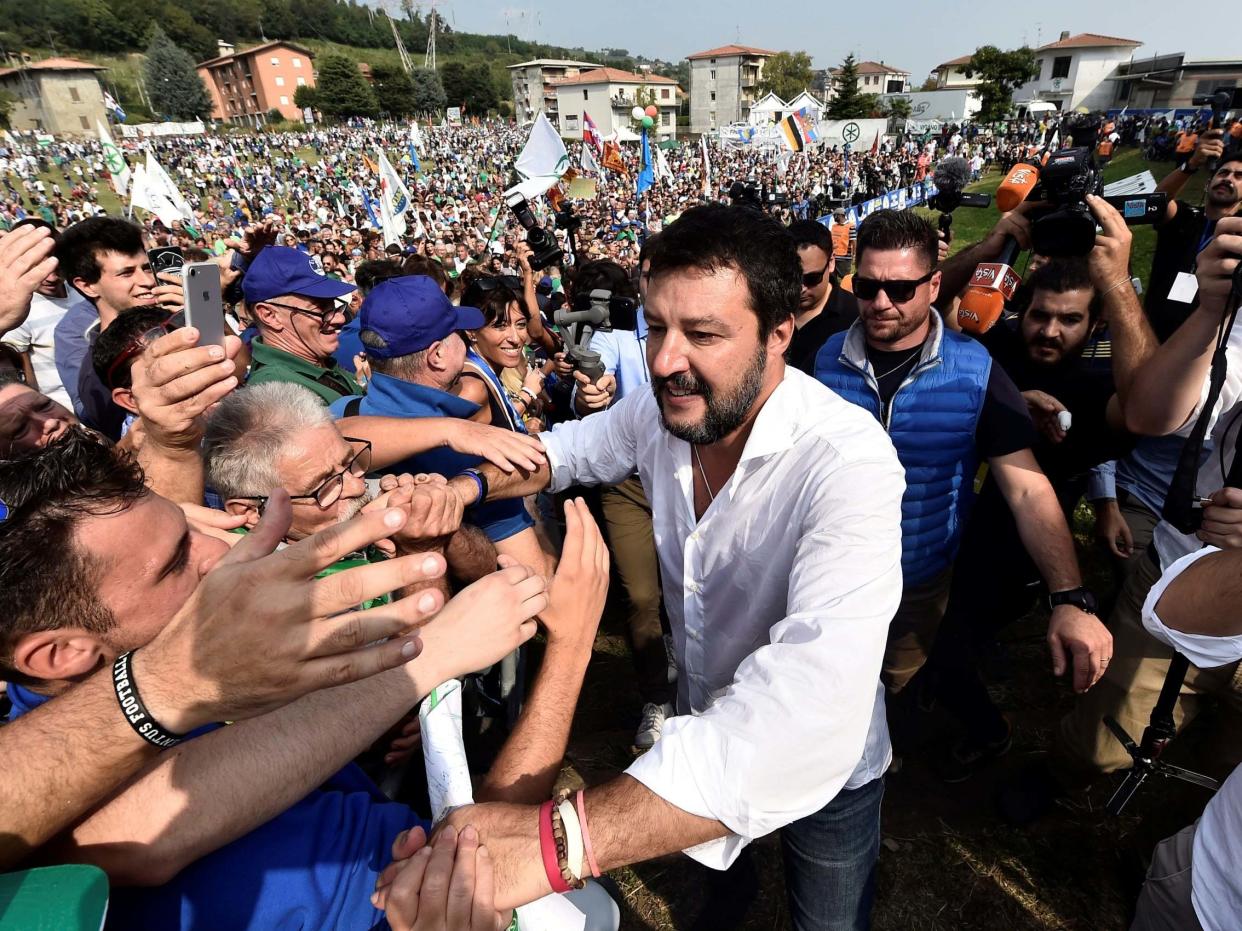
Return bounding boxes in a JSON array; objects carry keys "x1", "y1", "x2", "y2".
[{"x1": 196, "y1": 40, "x2": 315, "y2": 124}]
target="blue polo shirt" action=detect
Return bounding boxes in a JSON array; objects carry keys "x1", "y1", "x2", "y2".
[
  {"x1": 5, "y1": 682, "x2": 425, "y2": 931},
  {"x1": 329, "y1": 372, "x2": 534, "y2": 542}
]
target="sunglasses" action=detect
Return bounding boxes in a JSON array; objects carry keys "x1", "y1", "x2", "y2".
[
  {"x1": 105, "y1": 311, "x2": 185, "y2": 390},
  {"x1": 802, "y1": 262, "x2": 832, "y2": 288},
  {"x1": 461, "y1": 275, "x2": 523, "y2": 306},
  {"x1": 852, "y1": 271, "x2": 936, "y2": 303}
]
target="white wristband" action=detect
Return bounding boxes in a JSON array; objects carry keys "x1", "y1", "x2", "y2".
[{"x1": 558, "y1": 798, "x2": 585, "y2": 881}]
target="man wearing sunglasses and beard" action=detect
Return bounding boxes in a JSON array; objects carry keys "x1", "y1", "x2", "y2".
[
  {"x1": 786, "y1": 220, "x2": 859, "y2": 375},
  {"x1": 815, "y1": 209, "x2": 1112, "y2": 713}
]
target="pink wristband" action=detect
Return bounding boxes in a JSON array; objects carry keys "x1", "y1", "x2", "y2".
[
  {"x1": 576, "y1": 789, "x2": 601, "y2": 879},
  {"x1": 538, "y1": 800, "x2": 570, "y2": 894}
]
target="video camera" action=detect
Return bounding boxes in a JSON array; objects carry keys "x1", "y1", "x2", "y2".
[
  {"x1": 505, "y1": 191, "x2": 563, "y2": 270},
  {"x1": 1193, "y1": 87, "x2": 1242, "y2": 126},
  {"x1": 1023, "y1": 115, "x2": 1167, "y2": 256},
  {"x1": 553, "y1": 288, "x2": 634, "y2": 382},
  {"x1": 728, "y1": 181, "x2": 787, "y2": 211}
]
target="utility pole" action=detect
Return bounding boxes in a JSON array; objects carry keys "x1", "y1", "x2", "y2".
[{"x1": 389, "y1": 12, "x2": 414, "y2": 75}]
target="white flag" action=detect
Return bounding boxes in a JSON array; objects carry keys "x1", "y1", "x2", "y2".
[
  {"x1": 378, "y1": 181, "x2": 403, "y2": 248},
  {"x1": 580, "y1": 142, "x2": 601, "y2": 176},
  {"x1": 97, "y1": 119, "x2": 130, "y2": 197},
  {"x1": 131, "y1": 151, "x2": 194, "y2": 228},
  {"x1": 510, "y1": 112, "x2": 570, "y2": 201},
  {"x1": 375, "y1": 148, "x2": 414, "y2": 243},
  {"x1": 700, "y1": 135, "x2": 711, "y2": 195},
  {"x1": 410, "y1": 120, "x2": 424, "y2": 154},
  {"x1": 654, "y1": 143, "x2": 673, "y2": 183}
]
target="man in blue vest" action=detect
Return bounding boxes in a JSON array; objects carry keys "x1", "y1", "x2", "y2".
[{"x1": 814, "y1": 209, "x2": 1112, "y2": 719}]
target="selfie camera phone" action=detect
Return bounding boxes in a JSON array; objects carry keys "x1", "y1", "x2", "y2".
[{"x1": 182, "y1": 262, "x2": 225, "y2": 349}]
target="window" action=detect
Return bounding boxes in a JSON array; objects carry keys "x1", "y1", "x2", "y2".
[
  {"x1": 296, "y1": 76, "x2": 305, "y2": 86},
  {"x1": 1035, "y1": 59, "x2": 1044, "y2": 78},
  {"x1": 1051, "y1": 56, "x2": 1071, "y2": 79},
  {"x1": 271, "y1": 56, "x2": 280, "y2": 66},
  {"x1": 710, "y1": 69, "x2": 716, "y2": 79},
  {"x1": 292, "y1": 57, "x2": 302, "y2": 68},
  {"x1": 275, "y1": 76, "x2": 285, "y2": 86},
  {"x1": 583, "y1": 89, "x2": 588, "y2": 100},
  {"x1": 79, "y1": 115, "x2": 89, "y2": 129},
  {"x1": 710, "y1": 58, "x2": 716, "y2": 64},
  {"x1": 280, "y1": 95, "x2": 289, "y2": 105},
  {"x1": 661, "y1": 88, "x2": 670, "y2": 99},
  {"x1": 710, "y1": 91, "x2": 716, "y2": 102},
  {"x1": 662, "y1": 112, "x2": 672, "y2": 126},
  {"x1": 1196, "y1": 79, "x2": 1236, "y2": 95},
  {"x1": 69, "y1": 86, "x2": 81, "y2": 102}
]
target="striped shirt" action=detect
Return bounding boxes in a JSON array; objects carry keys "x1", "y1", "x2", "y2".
[{"x1": 3, "y1": 291, "x2": 75, "y2": 409}]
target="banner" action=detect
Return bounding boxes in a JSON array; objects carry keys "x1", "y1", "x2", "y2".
[
  {"x1": 817, "y1": 178, "x2": 941, "y2": 229},
  {"x1": 96, "y1": 119, "x2": 130, "y2": 197},
  {"x1": 700, "y1": 135, "x2": 711, "y2": 195},
  {"x1": 130, "y1": 151, "x2": 195, "y2": 228},
  {"x1": 119, "y1": 121, "x2": 205, "y2": 138},
  {"x1": 579, "y1": 142, "x2": 601, "y2": 176},
  {"x1": 375, "y1": 148, "x2": 416, "y2": 244}
]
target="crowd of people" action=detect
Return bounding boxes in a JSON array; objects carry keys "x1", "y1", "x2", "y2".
[{"x1": 0, "y1": 100, "x2": 1240, "y2": 931}]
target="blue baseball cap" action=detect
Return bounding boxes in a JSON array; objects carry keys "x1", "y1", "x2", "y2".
[
  {"x1": 358, "y1": 276, "x2": 484, "y2": 359},
  {"x1": 242, "y1": 246, "x2": 356, "y2": 304}
]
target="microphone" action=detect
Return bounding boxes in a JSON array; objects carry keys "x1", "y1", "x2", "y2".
[
  {"x1": 930, "y1": 157, "x2": 991, "y2": 244},
  {"x1": 956, "y1": 237, "x2": 1022, "y2": 335},
  {"x1": 996, "y1": 161, "x2": 1041, "y2": 213}
]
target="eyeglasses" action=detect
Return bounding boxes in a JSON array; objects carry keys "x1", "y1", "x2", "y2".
[
  {"x1": 802, "y1": 263, "x2": 832, "y2": 288},
  {"x1": 262, "y1": 299, "x2": 346, "y2": 331},
  {"x1": 243, "y1": 438, "x2": 372, "y2": 513},
  {"x1": 852, "y1": 271, "x2": 936, "y2": 304},
  {"x1": 105, "y1": 311, "x2": 185, "y2": 390}
]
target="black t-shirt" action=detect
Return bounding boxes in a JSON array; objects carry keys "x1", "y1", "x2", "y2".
[
  {"x1": 788, "y1": 287, "x2": 860, "y2": 374},
  {"x1": 1146, "y1": 202, "x2": 1212, "y2": 343},
  {"x1": 864, "y1": 337, "x2": 1038, "y2": 460},
  {"x1": 979, "y1": 322, "x2": 1131, "y2": 489}
]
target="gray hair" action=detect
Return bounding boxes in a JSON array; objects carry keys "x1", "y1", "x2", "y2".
[
  {"x1": 360, "y1": 328, "x2": 427, "y2": 380},
  {"x1": 203, "y1": 382, "x2": 334, "y2": 500}
]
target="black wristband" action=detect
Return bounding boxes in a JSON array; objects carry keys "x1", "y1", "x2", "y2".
[
  {"x1": 112, "y1": 650, "x2": 186, "y2": 748},
  {"x1": 456, "y1": 467, "x2": 488, "y2": 505}
]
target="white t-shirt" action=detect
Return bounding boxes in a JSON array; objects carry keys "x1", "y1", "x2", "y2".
[
  {"x1": 1142, "y1": 545, "x2": 1242, "y2": 931},
  {"x1": 2, "y1": 291, "x2": 74, "y2": 410}
]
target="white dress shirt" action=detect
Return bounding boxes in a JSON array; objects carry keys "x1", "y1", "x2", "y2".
[
  {"x1": 1153, "y1": 315, "x2": 1242, "y2": 568},
  {"x1": 541, "y1": 365, "x2": 905, "y2": 867},
  {"x1": 1142, "y1": 546, "x2": 1242, "y2": 931}
]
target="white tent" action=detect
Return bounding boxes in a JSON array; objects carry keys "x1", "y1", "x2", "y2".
[
  {"x1": 606, "y1": 126, "x2": 641, "y2": 143},
  {"x1": 748, "y1": 91, "x2": 787, "y2": 126},
  {"x1": 1024, "y1": 100, "x2": 1058, "y2": 113},
  {"x1": 786, "y1": 90, "x2": 826, "y2": 122}
]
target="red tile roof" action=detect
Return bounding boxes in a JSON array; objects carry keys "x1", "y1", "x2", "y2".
[
  {"x1": 1037, "y1": 32, "x2": 1142, "y2": 51},
  {"x1": 555, "y1": 67, "x2": 679, "y2": 87},
  {"x1": 935, "y1": 54, "x2": 975, "y2": 70},
  {"x1": 0, "y1": 56, "x2": 104, "y2": 78},
  {"x1": 687, "y1": 44, "x2": 777, "y2": 61},
  {"x1": 198, "y1": 40, "x2": 314, "y2": 68}
]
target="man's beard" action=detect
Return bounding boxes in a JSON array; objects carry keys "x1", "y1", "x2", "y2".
[
  {"x1": 337, "y1": 491, "x2": 373, "y2": 523},
  {"x1": 652, "y1": 346, "x2": 766, "y2": 445}
]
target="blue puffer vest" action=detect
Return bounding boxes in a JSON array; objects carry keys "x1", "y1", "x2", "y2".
[{"x1": 814, "y1": 313, "x2": 991, "y2": 586}]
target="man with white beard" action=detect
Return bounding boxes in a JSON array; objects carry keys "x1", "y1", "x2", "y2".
[{"x1": 203, "y1": 381, "x2": 499, "y2": 600}]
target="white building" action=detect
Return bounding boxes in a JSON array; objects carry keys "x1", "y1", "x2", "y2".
[
  {"x1": 508, "y1": 58, "x2": 602, "y2": 123},
  {"x1": 1015, "y1": 32, "x2": 1143, "y2": 112},
  {"x1": 555, "y1": 67, "x2": 681, "y2": 140},
  {"x1": 932, "y1": 54, "x2": 983, "y2": 89},
  {"x1": 687, "y1": 44, "x2": 776, "y2": 134},
  {"x1": 747, "y1": 91, "x2": 785, "y2": 125},
  {"x1": 826, "y1": 60, "x2": 910, "y2": 99},
  {"x1": 882, "y1": 88, "x2": 981, "y2": 122}
]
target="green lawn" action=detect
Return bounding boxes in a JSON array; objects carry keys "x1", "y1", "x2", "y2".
[{"x1": 917, "y1": 146, "x2": 1175, "y2": 293}]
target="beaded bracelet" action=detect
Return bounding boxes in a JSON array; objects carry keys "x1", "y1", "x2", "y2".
[{"x1": 538, "y1": 800, "x2": 571, "y2": 894}]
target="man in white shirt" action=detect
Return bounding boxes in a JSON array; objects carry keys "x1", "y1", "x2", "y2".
[
  {"x1": 1131, "y1": 544, "x2": 1242, "y2": 931},
  {"x1": 437, "y1": 204, "x2": 906, "y2": 929},
  {"x1": 1, "y1": 218, "x2": 75, "y2": 410},
  {"x1": 1056, "y1": 216, "x2": 1242, "y2": 784}
]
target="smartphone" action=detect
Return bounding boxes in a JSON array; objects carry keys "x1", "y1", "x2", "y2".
[
  {"x1": 148, "y1": 246, "x2": 184, "y2": 277},
  {"x1": 182, "y1": 262, "x2": 225, "y2": 349}
]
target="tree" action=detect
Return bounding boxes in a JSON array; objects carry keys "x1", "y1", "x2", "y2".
[
  {"x1": 410, "y1": 69, "x2": 447, "y2": 113},
  {"x1": 0, "y1": 89, "x2": 15, "y2": 129},
  {"x1": 961, "y1": 46, "x2": 1039, "y2": 123},
  {"x1": 314, "y1": 53, "x2": 379, "y2": 120},
  {"x1": 293, "y1": 84, "x2": 320, "y2": 112},
  {"x1": 826, "y1": 54, "x2": 870, "y2": 120},
  {"x1": 882, "y1": 96, "x2": 912, "y2": 120},
  {"x1": 439, "y1": 61, "x2": 498, "y2": 114},
  {"x1": 757, "y1": 51, "x2": 814, "y2": 102},
  {"x1": 143, "y1": 25, "x2": 212, "y2": 120},
  {"x1": 373, "y1": 64, "x2": 418, "y2": 116},
  {"x1": 918, "y1": 75, "x2": 939, "y2": 92}
]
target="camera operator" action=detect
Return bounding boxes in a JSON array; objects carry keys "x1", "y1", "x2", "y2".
[
  {"x1": 1148, "y1": 137, "x2": 1242, "y2": 341},
  {"x1": 1047, "y1": 218, "x2": 1242, "y2": 802},
  {"x1": 1128, "y1": 544, "x2": 1242, "y2": 931}
]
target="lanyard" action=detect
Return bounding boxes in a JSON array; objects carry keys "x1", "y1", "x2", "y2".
[{"x1": 1197, "y1": 218, "x2": 1217, "y2": 256}]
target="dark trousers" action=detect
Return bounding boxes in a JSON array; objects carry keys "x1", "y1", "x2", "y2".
[{"x1": 781, "y1": 777, "x2": 885, "y2": 931}]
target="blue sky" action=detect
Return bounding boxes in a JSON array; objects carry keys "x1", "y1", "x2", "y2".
[{"x1": 438, "y1": 0, "x2": 1238, "y2": 85}]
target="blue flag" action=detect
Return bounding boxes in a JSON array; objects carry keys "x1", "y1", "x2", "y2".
[
  {"x1": 362, "y1": 190, "x2": 381, "y2": 229},
  {"x1": 636, "y1": 128, "x2": 655, "y2": 196},
  {"x1": 408, "y1": 143, "x2": 422, "y2": 175}
]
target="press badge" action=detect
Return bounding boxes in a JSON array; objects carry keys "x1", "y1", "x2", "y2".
[{"x1": 1168, "y1": 272, "x2": 1199, "y2": 303}]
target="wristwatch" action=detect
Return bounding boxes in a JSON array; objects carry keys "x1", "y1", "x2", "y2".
[{"x1": 1049, "y1": 586, "x2": 1099, "y2": 615}]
